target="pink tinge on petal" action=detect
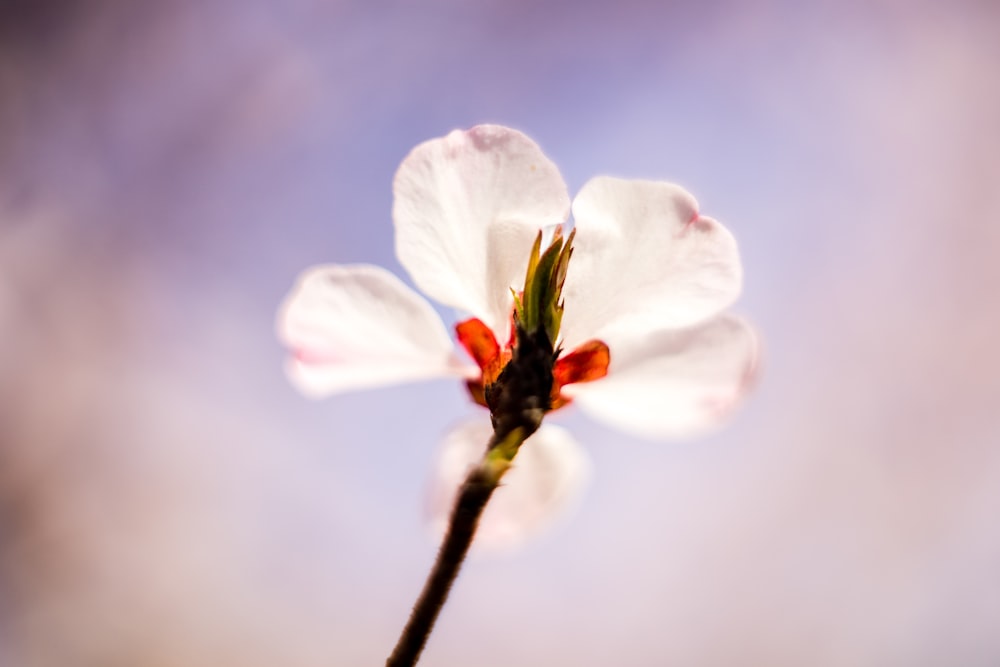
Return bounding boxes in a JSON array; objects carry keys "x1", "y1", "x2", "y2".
[
  {"x1": 292, "y1": 347, "x2": 340, "y2": 365},
  {"x1": 560, "y1": 176, "x2": 743, "y2": 351},
  {"x1": 698, "y1": 390, "x2": 742, "y2": 420},
  {"x1": 277, "y1": 264, "x2": 460, "y2": 397}
]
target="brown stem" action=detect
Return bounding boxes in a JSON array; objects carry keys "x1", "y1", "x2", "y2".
[
  {"x1": 385, "y1": 465, "x2": 499, "y2": 667},
  {"x1": 386, "y1": 321, "x2": 555, "y2": 666}
]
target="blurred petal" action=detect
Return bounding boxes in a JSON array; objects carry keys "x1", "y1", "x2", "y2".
[
  {"x1": 427, "y1": 419, "x2": 591, "y2": 551},
  {"x1": 277, "y1": 264, "x2": 468, "y2": 397},
  {"x1": 393, "y1": 125, "x2": 571, "y2": 338},
  {"x1": 565, "y1": 315, "x2": 759, "y2": 439},
  {"x1": 560, "y1": 176, "x2": 743, "y2": 350}
]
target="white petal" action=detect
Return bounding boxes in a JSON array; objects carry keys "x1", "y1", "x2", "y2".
[
  {"x1": 277, "y1": 264, "x2": 468, "y2": 397},
  {"x1": 565, "y1": 315, "x2": 759, "y2": 439},
  {"x1": 560, "y1": 176, "x2": 743, "y2": 350},
  {"x1": 427, "y1": 419, "x2": 591, "y2": 551},
  {"x1": 393, "y1": 125, "x2": 571, "y2": 338}
]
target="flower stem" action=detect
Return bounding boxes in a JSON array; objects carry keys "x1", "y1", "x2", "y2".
[
  {"x1": 385, "y1": 430, "x2": 520, "y2": 667},
  {"x1": 387, "y1": 320, "x2": 556, "y2": 666}
]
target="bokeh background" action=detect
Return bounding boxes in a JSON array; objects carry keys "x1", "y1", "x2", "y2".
[{"x1": 3, "y1": 0, "x2": 1000, "y2": 665}]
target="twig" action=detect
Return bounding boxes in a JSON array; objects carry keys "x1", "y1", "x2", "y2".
[{"x1": 384, "y1": 458, "x2": 499, "y2": 667}]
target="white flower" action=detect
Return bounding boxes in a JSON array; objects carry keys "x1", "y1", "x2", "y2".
[{"x1": 278, "y1": 125, "x2": 758, "y2": 547}]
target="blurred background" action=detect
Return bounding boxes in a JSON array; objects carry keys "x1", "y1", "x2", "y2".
[{"x1": 2, "y1": 0, "x2": 999, "y2": 665}]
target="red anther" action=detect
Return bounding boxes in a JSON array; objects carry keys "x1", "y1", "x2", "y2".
[
  {"x1": 553, "y1": 340, "x2": 610, "y2": 387},
  {"x1": 550, "y1": 339, "x2": 610, "y2": 410},
  {"x1": 457, "y1": 317, "x2": 512, "y2": 401},
  {"x1": 456, "y1": 318, "x2": 500, "y2": 370}
]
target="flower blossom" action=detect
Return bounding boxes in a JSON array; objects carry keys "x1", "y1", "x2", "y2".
[{"x1": 278, "y1": 125, "x2": 758, "y2": 546}]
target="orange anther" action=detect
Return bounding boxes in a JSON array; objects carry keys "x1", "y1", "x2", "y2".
[{"x1": 456, "y1": 318, "x2": 500, "y2": 370}]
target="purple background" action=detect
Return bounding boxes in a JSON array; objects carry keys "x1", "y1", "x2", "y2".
[{"x1": 2, "y1": 1, "x2": 1000, "y2": 664}]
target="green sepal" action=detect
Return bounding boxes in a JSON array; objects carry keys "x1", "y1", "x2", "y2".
[{"x1": 516, "y1": 227, "x2": 575, "y2": 346}]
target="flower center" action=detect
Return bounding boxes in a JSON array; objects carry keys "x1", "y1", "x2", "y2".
[{"x1": 457, "y1": 228, "x2": 609, "y2": 421}]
